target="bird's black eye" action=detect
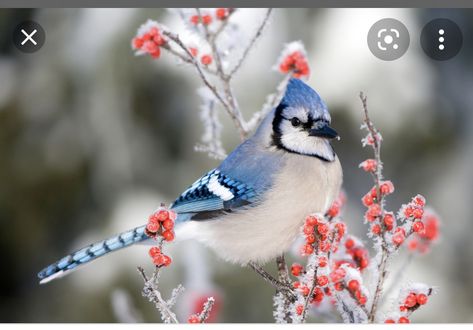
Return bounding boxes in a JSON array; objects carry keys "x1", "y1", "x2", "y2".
[{"x1": 291, "y1": 118, "x2": 301, "y2": 127}]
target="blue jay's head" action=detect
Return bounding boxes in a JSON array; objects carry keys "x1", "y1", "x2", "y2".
[{"x1": 271, "y1": 78, "x2": 338, "y2": 161}]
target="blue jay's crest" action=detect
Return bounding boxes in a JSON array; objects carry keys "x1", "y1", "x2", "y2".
[{"x1": 272, "y1": 78, "x2": 338, "y2": 161}]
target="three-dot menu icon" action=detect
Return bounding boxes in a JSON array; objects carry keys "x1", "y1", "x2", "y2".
[{"x1": 421, "y1": 18, "x2": 462, "y2": 61}]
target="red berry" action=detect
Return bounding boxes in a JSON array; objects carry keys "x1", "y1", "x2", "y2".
[
  {"x1": 335, "y1": 222, "x2": 346, "y2": 237},
  {"x1": 202, "y1": 14, "x2": 212, "y2": 25},
  {"x1": 362, "y1": 193, "x2": 374, "y2": 207},
  {"x1": 317, "y1": 223, "x2": 329, "y2": 235},
  {"x1": 201, "y1": 54, "x2": 212, "y2": 65},
  {"x1": 305, "y1": 233, "x2": 316, "y2": 244},
  {"x1": 189, "y1": 47, "x2": 198, "y2": 57},
  {"x1": 367, "y1": 204, "x2": 381, "y2": 219},
  {"x1": 318, "y1": 256, "x2": 328, "y2": 267},
  {"x1": 133, "y1": 37, "x2": 144, "y2": 49},
  {"x1": 405, "y1": 293, "x2": 417, "y2": 308},
  {"x1": 359, "y1": 159, "x2": 377, "y2": 172},
  {"x1": 392, "y1": 231, "x2": 405, "y2": 246},
  {"x1": 190, "y1": 15, "x2": 200, "y2": 25},
  {"x1": 146, "y1": 221, "x2": 160, "y2": 233},
  {"x1": 384, "y1": 319, "x2": 395, "y2": 323},
  {"x1": 412, "y1": 221, "x2": 424, "y2": 233},
  {"x1": 317, "y1": 275, "x2": 329, "y2": 287},
  {"x1": 162, "y1": 230, "x2": 175, "y2": 242},
  {"x1": 293, "y1": 281, "x2": 301, "y2": 289},
  {"x1": 417, "y1": 293, "x2": 428, "y2": 305},
  {"x1": 300, "y1": 285, "x2": 310, "y2": 296},
  {"x1": 380, "y1": 181, "x2": 395, "y2": 195},
  {"x1": 404, "y1": 205, "x2": 414, "y2": 218},
  {"x1": 163, "y1": 219, "x2": 174, "y2": 230},
  {"x1": 327, "y1": 202, "x2": 340, "y2": 218},
  {"x1": 301, "y1": 244, "x2": 314, "y2": 255},
  {"x1": 347, "y1": 279, "x2": 359, "y2": 292},
  {"x1": 305, "y1": 215, "x2": 318, "y2": 226},
  {"x1": 148, "y1": 246, "x2": 161, "y2": 258},
  {"x1": 334, "y1": 282, "x2": 344, "y2": 291},
  {"x1": 383, "y1": 213, "x2": 395, "y2": 227},
  {"x1": 408, "y1": 238, "x2": 419, "y2": 251},
  {"x1": 413, "y1": 194, "x2": 426, "y2": 207},
  {"x1": 412, "y1": 207, "x2": 424, "y2": 220},
  {"x1": 398, "y1": 317, "x2": 410, "y2": 323},
  {"x1": 162, "y1": 255, "x2": 172, "y2": 266},
  {"x1": 371, "y1": 224, "x2": 381, "y2": 235},
  {"x1": 303, "y1": 224, "x2": 315, "y2": 235},
  {"x1": 345, "y1": 238, "x2": 355, "y2": 249},
  {"x1": 291, "y1": 263, "x2": 303, "y2": 277},
  {"x1": 295, "y1": 304, "x2": 304, "y2": 315},
  {"x1": 156, "y1": 210, "x2": 169, "y2": 221},
  {"x1": 216, "y1": 8, "x2": 228, "y2": 20},
  {"x1": 319, "y1": 241, "x2": 331, "y2": 253},
  {"x1": 188, "y1": 314, "x2": 200, "y2": 323},
  {"x1": 153, "y1": 254, "x2": 165, "y2": 266}
]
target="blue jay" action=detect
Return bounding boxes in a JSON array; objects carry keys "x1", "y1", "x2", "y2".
[{"x1": 38, "y1": 78, "x2": 342, "y2": 284}]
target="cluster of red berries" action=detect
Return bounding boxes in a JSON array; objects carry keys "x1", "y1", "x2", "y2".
[
  {"x1": 145, "y1": 207, "x2": 176, "y2": 267},
  {"x1": 407, "y1": 210, "x2": 440, "y2": 253},
  {"x1": 300, "y1": 215, "x2": 331, "y2": 256},
  {"x1": 344, "y1": 237, "x2": 369, "y2": 270},
  {"x1": 190, "y1": 8, "x2": 232, "y2": 26},
  {"x1": 330, "y1": 265, "x2": 367, "y2": 305},
  {"x1": 148, "y1": 246, "x2": 172, "y2": 267},
  {"x1": 279, "y1": 51, "x2": 310, "y2": 78},
  {"x1": 132, "y1": 24, "x2": 166, "y2": 59},
  {"x1": 400, "y1": 292, "x2": 429, "y2": 311},
  {"x1": 145, "y1": 207, "x2": 176, "y2": 241}
]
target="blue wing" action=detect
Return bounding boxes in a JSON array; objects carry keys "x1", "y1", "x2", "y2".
[{"x1": 171, "y1": 168, "x2": 258, "y2": 222}]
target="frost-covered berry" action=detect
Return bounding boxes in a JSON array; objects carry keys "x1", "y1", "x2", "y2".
[
  {"x1": 148, "y1": 246, "x2": 161, "y2": 258},
  {"x1": 380, "y1": 180, "x2": 395, "y2": 195},
  {"x1": 146, "y1": 221, "x2": 160, "y2": 233},
  {"x1": 359, "y1": 159, "x2": 377, "y2": 172},
  {"x1": 347, "y1": 280, "x2": 359, "y2": 292},
  {"x1": 163, "y1": 219, "x2": 174, "y2": 230},
  {"x1": 398, "y1": 317, "x2": 410, "y2": 323},
  {"x1": 318, "y1": 256, "x2": 328, "y2": 267},
  {"x1": 317, "y1": 223, "x2": 329, "y2": 235},
  {"x1": 306, "y1": 215, "x2": 319, "y2": 226},
  {"x1": 300, "y1": 285, "x2": 310, "y2": 296},
  {"x1": 201, "y1": 14, "x2": 212, "y2": 25},
  {"x1": 295, "y1": 304, "x2": 304, "y2": 315},
  {"x1": 412, "y1": 221, "x2": 424, "y2": 233},
  {"x1": 317, "y1": 275, "x2": 329, "y2": 287},
  {"x1": 291, "y1": 263, "x2": 303, "y2": 276},
  {"x1": 162, "y1": 255, "x2": 172, "y2": 266},
  {"x1": 362, "y1": 193, "x2": 374, "y2": 207},
  {"x1": 392, "y1": 231, "x2": 405, "y2": 246},
  {"x1": 301, "y1": 244, "x2": 314, "y2": 256},
  {"x1": 405, "y1": 293, "x2": 417, "y2": 308},
  {"x1": 367, "y1": 204, "x2": 381, "y2": 219},
  {"x1": 345, "y1": 238, "x2": 355, "y2": 249},
  {"x1": 306, "y1": 233, "x2": 316, "y2": 244},
  {"x1": 383, "y1": 213, "x2": 395, "y2": 228},
  {"x1": 162, "y1": 230, "x2": 175, "y2": 242},
  {"x1": 371, "y1": 224, "x2": 381, "y2": 235},
  {"x1": 417, "y1": 293, "x2": 428, "y2": 305},
  {"x1": 412, "y1": 207, "x2": 424, "y2": 220}
]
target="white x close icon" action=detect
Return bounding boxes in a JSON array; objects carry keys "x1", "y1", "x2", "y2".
[{"x1": 21, "y1": 29, "x2": 38, "y2": 46}]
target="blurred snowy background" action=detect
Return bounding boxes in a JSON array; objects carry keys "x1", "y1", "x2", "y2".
[{"x1": 0, "y1": 8, "x2": 472, "y2": 322}]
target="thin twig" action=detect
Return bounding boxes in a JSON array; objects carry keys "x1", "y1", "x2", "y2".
[
  {"x1": 229, "y1": 8, "x2": 273, "y2": 78},
  {"x1": 248, "y1": 261, "x2": 296, "y2": 300},
  {"x1": 137, "y1": 266, "x2": 179, "y2": 323},
  {"x1": 198, "y1": 297, "x2": 216, "y2": 323}
]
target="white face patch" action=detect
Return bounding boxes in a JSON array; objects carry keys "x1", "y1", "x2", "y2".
[
  {"x1": 282, "y1": 106, "x2": 309, "y2": 122},
  {"x1": 207, "y1": 175, "x2": 234, "y2": 201},
  {"x1": 279, "y1": 120, "x2": 335, "y2": 161}
]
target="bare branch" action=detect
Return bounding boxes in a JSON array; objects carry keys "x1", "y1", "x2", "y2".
[{"x1": 229, "y1": 8, "x2": 273, "y2": 78}]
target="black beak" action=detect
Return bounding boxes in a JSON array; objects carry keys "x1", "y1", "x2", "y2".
[{"x1": 308, "y1": 123, "x2": 338, "y2": 139}]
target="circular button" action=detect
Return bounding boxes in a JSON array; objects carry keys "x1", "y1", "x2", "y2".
[
  {"x1": 367, "y1": 18, "x2": 410, "y2": 61},
  {"x1": 12, "y1": 21, "x2": 46, "y2": 53},
  {"x1": 420, "y1": 19, "x2": 462, "y2": 61}
]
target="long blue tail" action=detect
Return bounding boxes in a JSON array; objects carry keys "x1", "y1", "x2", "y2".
[{"x1": 38, "y1": 225, "x2": 148, "y2": 284}]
